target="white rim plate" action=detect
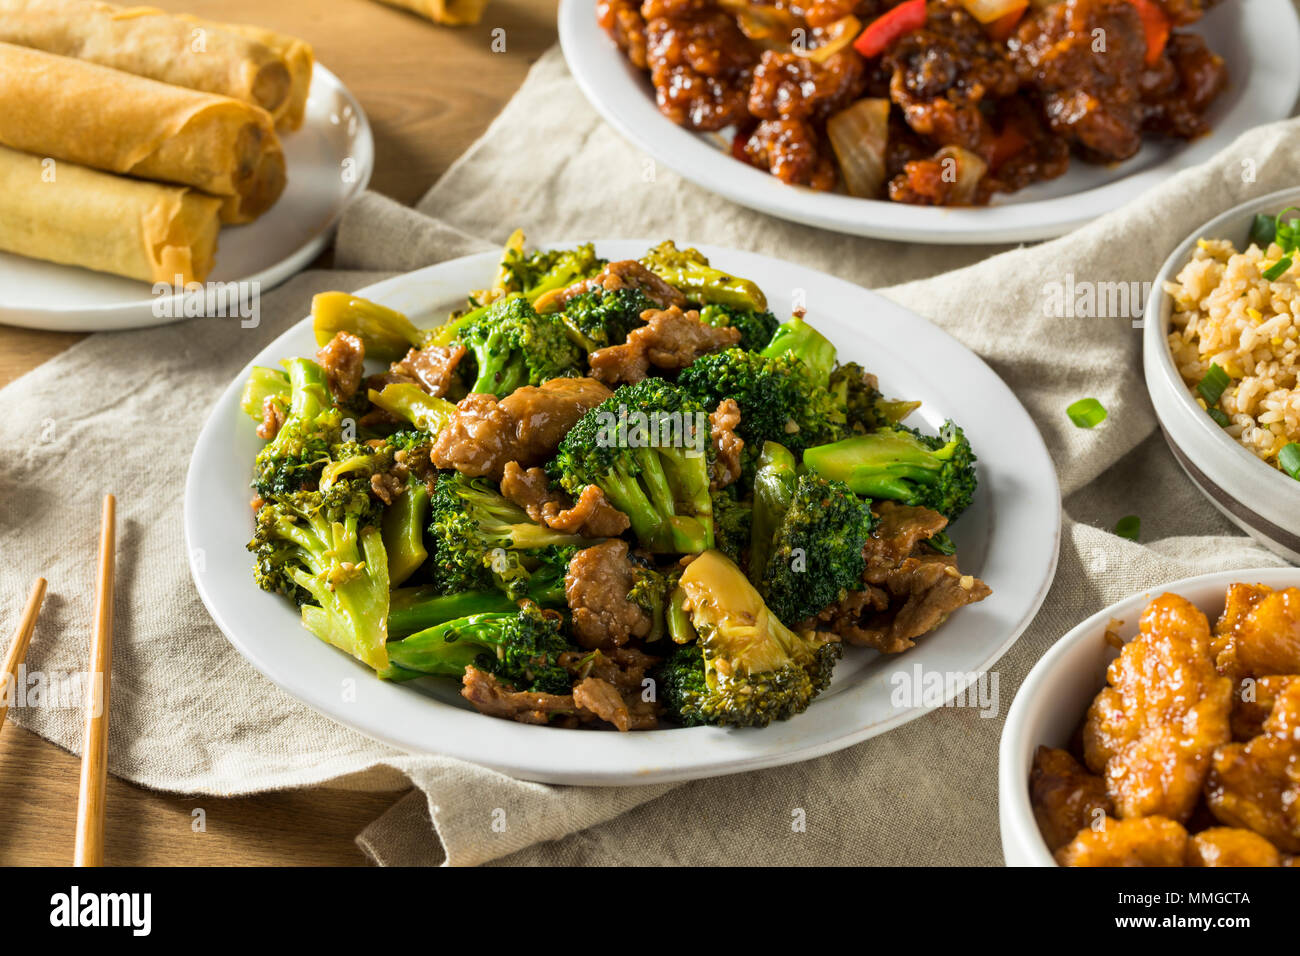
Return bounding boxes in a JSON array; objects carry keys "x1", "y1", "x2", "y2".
[
  {"x1": 0, "y1": 63, "x2": 374, "y2": 332},
  {"x1": 1143, "y1": 184, "x2": 1300, "y2": 562},
  {"x1": 185, "y1": 241, "x2": 1062, "y2": 785},
  {"x1": 558, "y1": 0, "x2": 1300, "y2": 244},
  {"x1": 999, "y1": 566, "x2": 1298, "y2": 866}
]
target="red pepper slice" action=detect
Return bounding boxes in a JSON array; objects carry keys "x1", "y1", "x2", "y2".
[
  {"x1": 985, "y1": 5, "x2": 1026, "y2": 43},
  {"x1": 1129, "y1": 0, "x2": 1170, "y2": 65},
  {"x1": 853, "y1": 0, "x2": 927, "y2": 58},
  {"x1": 988, "y1": 123, "x2": 1029, "y2": 169}
]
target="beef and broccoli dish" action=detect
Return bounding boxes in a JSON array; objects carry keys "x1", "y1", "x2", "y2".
[
  {"x1": 597, "y1": 0, "x2": 1229, "y2": 205},
  {"x1": 242, "y1": 232, "x2": 991, "y2": 731}
]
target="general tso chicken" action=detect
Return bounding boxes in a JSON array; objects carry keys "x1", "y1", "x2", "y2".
[
  {"x1": 597, "y1": 0, "x2": 1229, "y2": 205},
  {"x1": 241, "y1": 231, "x2": 990, "y2": 731},
  {"x1": 1032, "y1": 586, "x2": 1300, "y2": 866}
]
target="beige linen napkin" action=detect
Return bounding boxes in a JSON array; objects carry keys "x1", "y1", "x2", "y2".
[{"x1": 1, "y1": 47, "x2": 1294, "y2": 866}]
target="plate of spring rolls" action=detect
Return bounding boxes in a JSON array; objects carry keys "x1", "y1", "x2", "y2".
[{"x1": 0, "y1": 0, "x2": 374, "y2": 332}]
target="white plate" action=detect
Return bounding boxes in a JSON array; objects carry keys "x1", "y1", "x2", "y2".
[
  {"x1": 1143, "y1": 185, "x2": 1300, "y2": 563},
  {"x1": 184, "y1": 242, "x2": 1062, "y2": 785},
  {"x1": 0, "y1": 63, "x2": 374, "y2": 332},
  {"x1": 558, "y1": 0, "x2": 1300, "y2": 244},
  {"x1": 999, "y1": 567, "x2": 1297, "y2": 866}
]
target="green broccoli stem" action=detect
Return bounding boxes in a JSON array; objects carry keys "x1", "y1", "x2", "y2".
[
  {"x1": 802, "y1": 432, "x2": 944, "y2": 497},
  {"x1": 311, "y1": 292, "x2": 428, "y2": 362},
  {"x1": 388, "y1": 569, "x2": 568, "y2": 638},
  {"x1": 297, "y1": 523, "x2": 391, "y2": 672},
  {"x1": 381, "y1": 480, "x2": 430, "y2": 587},
  {"x1": 761, "y1": 318, "x2": 836, "y2": 387},
  {"x1": 379, "y1": 615, "x2": 508, "y2": 681},
  {"x1": 240, "y1": 366, "x2": 289, "y2": 422},
  {"x1": 367, "y1": 384, "x2": 455, "y2": 434},
  {"x1": 666, "y1": 586, "x2": 697, "y2": 644},
  {"x1": 749, "y1": 441, "x2": 797, "y2": 585}
]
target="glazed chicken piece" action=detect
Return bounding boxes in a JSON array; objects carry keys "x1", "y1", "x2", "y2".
[
  {"x1": 1230, "y1": 675, "x2": 1296, "y2": 741},
  {"x1": 597, "y1": 0, "x2": 649, "y2": 68},
  {"x1": 1139, "y1": 33, "x2": 1227, "y2": 139},
  {"x1": 588, "y1": 305, "x2": 740, "y2": 384},
  {"x1": 803, "y1": 502, "x2": 990, "y2": 653},
  {"x1": 882, "y1": 0, "x2": 1018, "y2": 156},
  {"x1": 1212, "y1": 584, "x2": 1300, "y2": 682},
  {"x1": 1055, "y1": 815, "x2": 1188, "y2": 867},
  {"x1": 539, "y1": 259, "x2": 687, "y2": 313},
  {"x1": 643, "y1": 0, "x2": 756, "y2": 131},
  {"x1": 748, "y1": 48, "x2": 867, "y2": 122},
  {"x1": 1206, "y1": 681, "x2": 1300, "y2": 853},
  {"x1": 743, "y1": 118, "x2": 838, "y2": 190},
  {"x1": 1030, "y1": 746, "x2": 1115, "y2": 852},
  {"x1": 1008, "y1": 0, "x2": 1147, "y2": 162},
  {"x1": 430, "y1": 377, "x2": 612, "y2": 480},
  {"x1": 1082, "y1": 593, "x2": 1232, "y2": 821},
  {"x1": 1186, "y1": 827, "x2": 1282, "y2": 867}
]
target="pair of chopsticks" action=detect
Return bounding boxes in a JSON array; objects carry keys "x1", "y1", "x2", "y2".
[{"x1": 0, "y1": 494, "x2": 116, "y2": 867}]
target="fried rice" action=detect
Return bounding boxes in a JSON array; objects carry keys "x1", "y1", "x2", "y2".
[{"x1": 1165, "y1": 237, "x2": 1300, "y2": 469}]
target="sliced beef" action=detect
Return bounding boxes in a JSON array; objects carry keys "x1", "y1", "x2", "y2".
[
  {"x1": 430, "y1": 377, "x2": 612, "y2": 479},
  {"x1": 589, "y1": 306, "x2": 741, "y2": 385},
  {"x1": 500, "y1": 462, "x2": 631, "y2": 537},
  {"x1": 565, "y1": 540, "x2": 655, "y2": 649},
  {"x1": 573, "y1": 677, "x2": 635, "y2": 732},
  {"x1": 709, "y1": 398, "x2": 743, "y2": 490},
  {"x1": 460, "y1": 665, "x2": 577, "y2": 725},
  {"x1": 316, "y1": 330, "x2": 365, "y2": 402},
  {"x1": 541, "y1": 260, "x2": 687, "y2": 312},
  {"x1": 391, "y1": 344, "x2": 466, "y2": 397},
  {"x1": 561, "y1": 645, "x2": 662, "y2": 729},
  {"x1": 804, "y1": 502, "x2": 990, "y2": 653},
  {"x1": 256, "y1": 395, "x2": 285, "y2": 440}
]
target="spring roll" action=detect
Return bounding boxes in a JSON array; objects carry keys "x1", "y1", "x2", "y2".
[
  {"x1": 0, "y1": 0, "x2": 292, "y2": 116},
  {"x1": 0, "y1": 42, "x2": 286, "y2": 223},
  {"x1": 376, "y1": 0, "x2": 491, "y2": 25},
  {"x1": 0, "y1": 144, "x2": 221, "y2": 283},
  {"x1": 186, "y1": 18, "x2": 314, "y2": 130}
]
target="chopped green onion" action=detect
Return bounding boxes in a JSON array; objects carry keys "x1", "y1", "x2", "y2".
[
  {"x1": 1280, "y1": 443, "x2": 1300, "y2": 481},
  {"x1": 1197, "y1": 363, "x2": 1230, "y2": 406},
  {"x1": 1207, "y1": 407, "x2": 1231, "y2": 428},
  {"x1": 1114, "y1": 515, "x2": 1140, "y2": 541},
  {"x1": 1249, "y1": 213, "x2": 1277, "y2": 247},
  {"x1": 1263, "y1": 256, "x2": 1293, "y2": 281},
  {"x1": 1067, "y1": 397, "x2": 1107, "y2": 428},
  {"x1": 1276, "y1": 207, "x2": 1300, "y2": 252}
]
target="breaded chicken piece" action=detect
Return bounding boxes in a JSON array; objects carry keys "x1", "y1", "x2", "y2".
[
  {"x1": 1083, "y1": 593, "x2": 1232, "y2": 821},
  {"x1": 1206, "y1": 681, "x2": 1300, "y2": 853},
  {"x1": 1055, "y1": 816, "x2": 1188, "y2": 867},
  {"x1": 1030, "y1": 746, "x2": 1114, "y2": 852},
  {"x1": 1186, "y1": 827, "x2": 1281, "y2": 867},
  {"x1": 1212, "y1": 585, "x2": 1300, "y2": 681},
  {"x1": 1230, "y1": 674, "x2": 1297, "y2": 741}
]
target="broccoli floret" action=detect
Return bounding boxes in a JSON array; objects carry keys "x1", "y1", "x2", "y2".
[
  {"x1": 554, "y1": 286, "x2": 656, "y2": 352},
  {"x1": 758, "y1": 474, "x2": 876, "y2": 625},
  {"x1": 453, "y1": 295, "x2": 582, "y2": 396},
  {"x1": 427, "y1": 473, "x2": 587, "y2": 596},
  {"x1": 497, "y1": 236, "x2": 605, "y2": 302},
  {"x1": 697, "y1": 303, "x2": 780, "y2": 353},
  {"x1": 761, "y1": 316, "x2": 837, "y2": 387},
  {"x1": 640, "y1": 240, "x2": 767, "y2": 311},
  {"x1": 248, "y1": 485, "x2": 390, "y2": 671},
  {"x1": 657, "y1": 550, "x2": 841, "y2": 727},
  {"x1": 803, "y1": 421, "x2": 978, "y2": 521},
  {"x1": 383, "y1": 603, "x2": 574, "y2": 693},
  {"x1": 711, "y1": 485, "x2": 752, "y2": 567},
  {"x1": 550, "y1": 378, "x2": 715, "y2": 553},
  {"x1": 252, "y1": 358, "x2": 341, "y2": 498},
  {"x1": 678, "y1": 348, "x2": 839, "y2": 454},
  {"x1": 828, "y1": 362, "x2": 921, "y2": 435},
  {"x1": 311, "y1": 292, "x2": 430, "y2": 363},
  {"x1": 748, "y1": 440, "x2": 798, "y2": 585}
]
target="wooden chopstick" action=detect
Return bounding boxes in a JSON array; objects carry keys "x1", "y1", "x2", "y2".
[
  {"x1": 74, "y1": 494, "x2": 116, "y2": 868},
  {"x1": 0, "y1": 577, "x2": 48, "y2": 736}
]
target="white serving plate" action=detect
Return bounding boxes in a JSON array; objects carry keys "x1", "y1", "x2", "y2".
[
  {"x1": 558, "y1": 0, "x2": 1300, "y2": 244},
  {"x1": 1143, "y1": 185, "x2": 1300, "y2": 563},
  {"x1": 185, "y1": 241, "x2": 1061, "y2": 785},
  {"x1": 999, "y1": 567, "x2": 1297, "y2": 866},
  {"x1": 0, "y1": 63, "x2": 374, "y2": 332}
]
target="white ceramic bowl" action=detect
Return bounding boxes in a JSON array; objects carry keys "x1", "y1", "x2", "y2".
[
  {"x1": 998, "y1": 567, "x2": 1297, "y2": 866},
  {"x1": 1143, "y1": 186, "x2": 1300, "y2": 564}
]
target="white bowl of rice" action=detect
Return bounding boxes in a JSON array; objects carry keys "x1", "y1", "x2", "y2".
[{"x1": 1144, "y1": 186, "x2": 1300, "y2": 563}]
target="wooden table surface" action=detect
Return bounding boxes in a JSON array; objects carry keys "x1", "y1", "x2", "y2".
[{"x1": 0, "y1": 0, "x2": 559, "y2": 867}]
